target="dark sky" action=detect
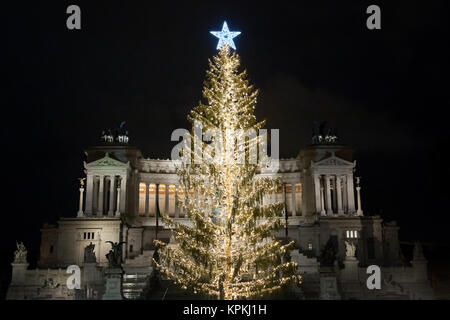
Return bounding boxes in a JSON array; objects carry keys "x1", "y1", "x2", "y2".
[{"x1": 2, "y1": 1, "x2": 450, "y2": 268}]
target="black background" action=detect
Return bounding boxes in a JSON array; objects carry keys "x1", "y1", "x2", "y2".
[{"x1": 2, "y1": 1, "x2": 450, "y2": 297}]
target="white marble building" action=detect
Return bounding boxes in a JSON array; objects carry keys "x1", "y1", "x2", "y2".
[{"x1": 6, "y1": 131, "x2": 435, "y2": 300}]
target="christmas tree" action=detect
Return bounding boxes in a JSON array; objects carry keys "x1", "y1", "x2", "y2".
[{"x1": 153, "y1": 45, "x2": 301, "y2": 300}]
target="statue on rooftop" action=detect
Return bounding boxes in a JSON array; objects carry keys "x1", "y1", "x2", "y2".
[
  {"x1": 78, "y1": 177, "x2": 86, "y2": 187},
  {"x1": 13, "y1": 241, "x2": 27, "y2": 263},
  {"x1": 312, "y1": 121, "x2": 338, "y2": 145}
]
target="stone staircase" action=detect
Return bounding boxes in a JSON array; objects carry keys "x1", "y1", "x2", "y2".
[{"x1": 121, "y1": 250, "x2": 154, "y2": 300}]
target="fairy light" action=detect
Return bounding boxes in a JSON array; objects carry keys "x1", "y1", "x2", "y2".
[{"x1": 153, "y1": 45, "x2": 301, "y2": 299}]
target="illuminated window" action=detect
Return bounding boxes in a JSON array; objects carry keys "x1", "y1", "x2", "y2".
[
  {"x1": 346, "y1": 230, "x2": 358, "y2": 239},
  {"x1": 308, "y1": 243, "x2": 313, "y2": 250}
]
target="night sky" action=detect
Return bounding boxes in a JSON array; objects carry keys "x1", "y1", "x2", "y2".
[{"x1": 2, "y1": 0, "x2": 450, "y2": 282}]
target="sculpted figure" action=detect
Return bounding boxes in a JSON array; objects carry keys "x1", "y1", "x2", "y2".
[
  {"x1": 105, "y1": 241, "x2": 126, "y2": 268},
  {"x1": 14, "y1": 241, "x2": 27, "y2": 263},
  {"x1": 84, "y1": 242, "x2": 96, "y2": 263},
  {"x1": 345, "y1": 240, "x2": 356, "y2": 257}
]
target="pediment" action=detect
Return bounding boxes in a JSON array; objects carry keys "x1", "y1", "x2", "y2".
[
  {"x1": 311, "y1": 154, "x2": 355, "y2": 168},
  {"x1": 84, "y1": 153, "x2": 130, "y2": 168}
]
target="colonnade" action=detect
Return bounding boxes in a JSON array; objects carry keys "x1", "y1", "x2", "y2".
[
  {"x1": 138, "y1": 182, "x2": 302, "y2": 218},
  {"x1": 138, "y1": 183, "x2": 184, "y2": 218},
  {"x1": 314, "y1": 173, "x2": 361, "y2": 216},
  {"x1": 78, "y1": 174, "x2": 127, "y2": 217}
]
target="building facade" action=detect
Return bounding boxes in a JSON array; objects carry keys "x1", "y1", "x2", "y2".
[{"x1": 6, "y1": 130, "x2": 435, "y2": 300}]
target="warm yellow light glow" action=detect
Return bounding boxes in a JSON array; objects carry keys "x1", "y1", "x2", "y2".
[{"x1": 153, "y1": 45, "x2": 301, "y2": 300}]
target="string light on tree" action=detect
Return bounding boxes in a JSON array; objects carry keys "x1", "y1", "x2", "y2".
[{"x1": 153, "y1": 26, "x2": 301, "y2": 300}]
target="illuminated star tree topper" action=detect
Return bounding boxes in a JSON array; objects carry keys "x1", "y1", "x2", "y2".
[{"x1": 210, "y1": 21, "x2": 241, "y2": 50}]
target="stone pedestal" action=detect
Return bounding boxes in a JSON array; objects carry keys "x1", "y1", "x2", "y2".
[
  {"x1": 83, "y1": 263, "x2": 102, "y2": 283},
  {"x1": 10, "y1": 262, "x2": 29, "y2": 285},
  {"x1": 102, "y1": 268, "x2": 123, "y2": 300},
  {"x1": 7, "y1": 263, "x2": 29, "y2": 300},
  {"x1": 82, "y1": 263, "x2": 104, "y2": 299},
  {"x1": 339, "y1": 257, "x2": 364, "y2": 299},
  {"x1": 341, "y1": 257, "x2": 359, "y2": 281},
  {"x1": 319, "y1": 272, "x2": 341, "y2": 300}
]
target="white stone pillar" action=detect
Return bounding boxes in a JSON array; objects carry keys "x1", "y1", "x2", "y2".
[
  {"x1": 165, "y1": 184, "x2": 170, "y2": 215},
  {"x1": 342, "y1": 176, "x2": 348, "y2": 214},
  {"x1": 356, "y1": 177, "x2": 363, "y2": 216},
  {"x1": 175, "y1": 185, "x2": 180, "y2": 218},
  {"x1": 331, "y1": 177, "x2": 337, "y2": 216},
  {"x1": 291, "y1": 183, "x2": 297, "y2": 217},
  {"x1": 98, "y1": 175, "x2": 104, "y2": 215},
  {"x1": 120, "y1": 175, "x2": 127, "y2": 214},
  {"x1": 314, "y1": 174, "x2": 321, "y2": 214},
  {"x1": 85, "y1": 174, "x2": 94, "y2": 215},
  {"x1": 77, "y1": 187, "x2": 84, "y2": 217},
  {"x1": 320, "y1": 185, "x2": 326, "y2": 216},
  {"x1": 145, "y1": 182, "x2": 149, "y2": 216},
  {"x1": 325, "y1": 175, "x2": 333, "y2": 215},
  {"x1": 336, "y1": 175, "x2": 344, "y2": 215},
  {"x1": 346, "y1": 174, "x2": 356, "y2": 214},
  {"x1": 108, "y1": 176, "x2": 115, "y2": 216},
  {"x1": 115, "y1": 185, "x2": 121, "y2": 216}
]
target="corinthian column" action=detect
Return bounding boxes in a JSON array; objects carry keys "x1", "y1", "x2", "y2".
[
  {"x1": 119, "y1": 175, "x2": 127, "y2": 214},
  {"x1": 115, "y1": 178, "x2": 121, "y2": 216},
  {"x1": 108, "y1": 176, "x2": 115, "y2": 216},
  {"x1": 336, "y1": 175, "x2": 344, "y2": 216},
  {"x1": 314, "y1": 174, "x2": 321, "y2": 214},
  {"x1": 85, "y1": 174, "x2": 94, "y2": 215},
  {"x1": 77, "y1": 186, "x2": 84, "y2": 217},
  {"x1": 325, "y1": 175, "x2": 333, "y2": 215},
  {"x1": 347, "y1": 173, "x2": 356, "y2": 214},
  {"x1": 165, "y1": 184, "x2": 170, "y2": 215},
  {"x1": 291, "y1": 183, "x2": 297, "y2": 217},
  {"x1": 320, "y1": 186, "x2": 326, "y2": 216},
  {"x1": 144, "y1": 182, "x2": 149, "y2": 216},
  {"x1": 98, "y1": 175, "x2": 104, "y2": 215},
  {"x1": 356, "y1": 177, "x2": 363, "y2": 216}
]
